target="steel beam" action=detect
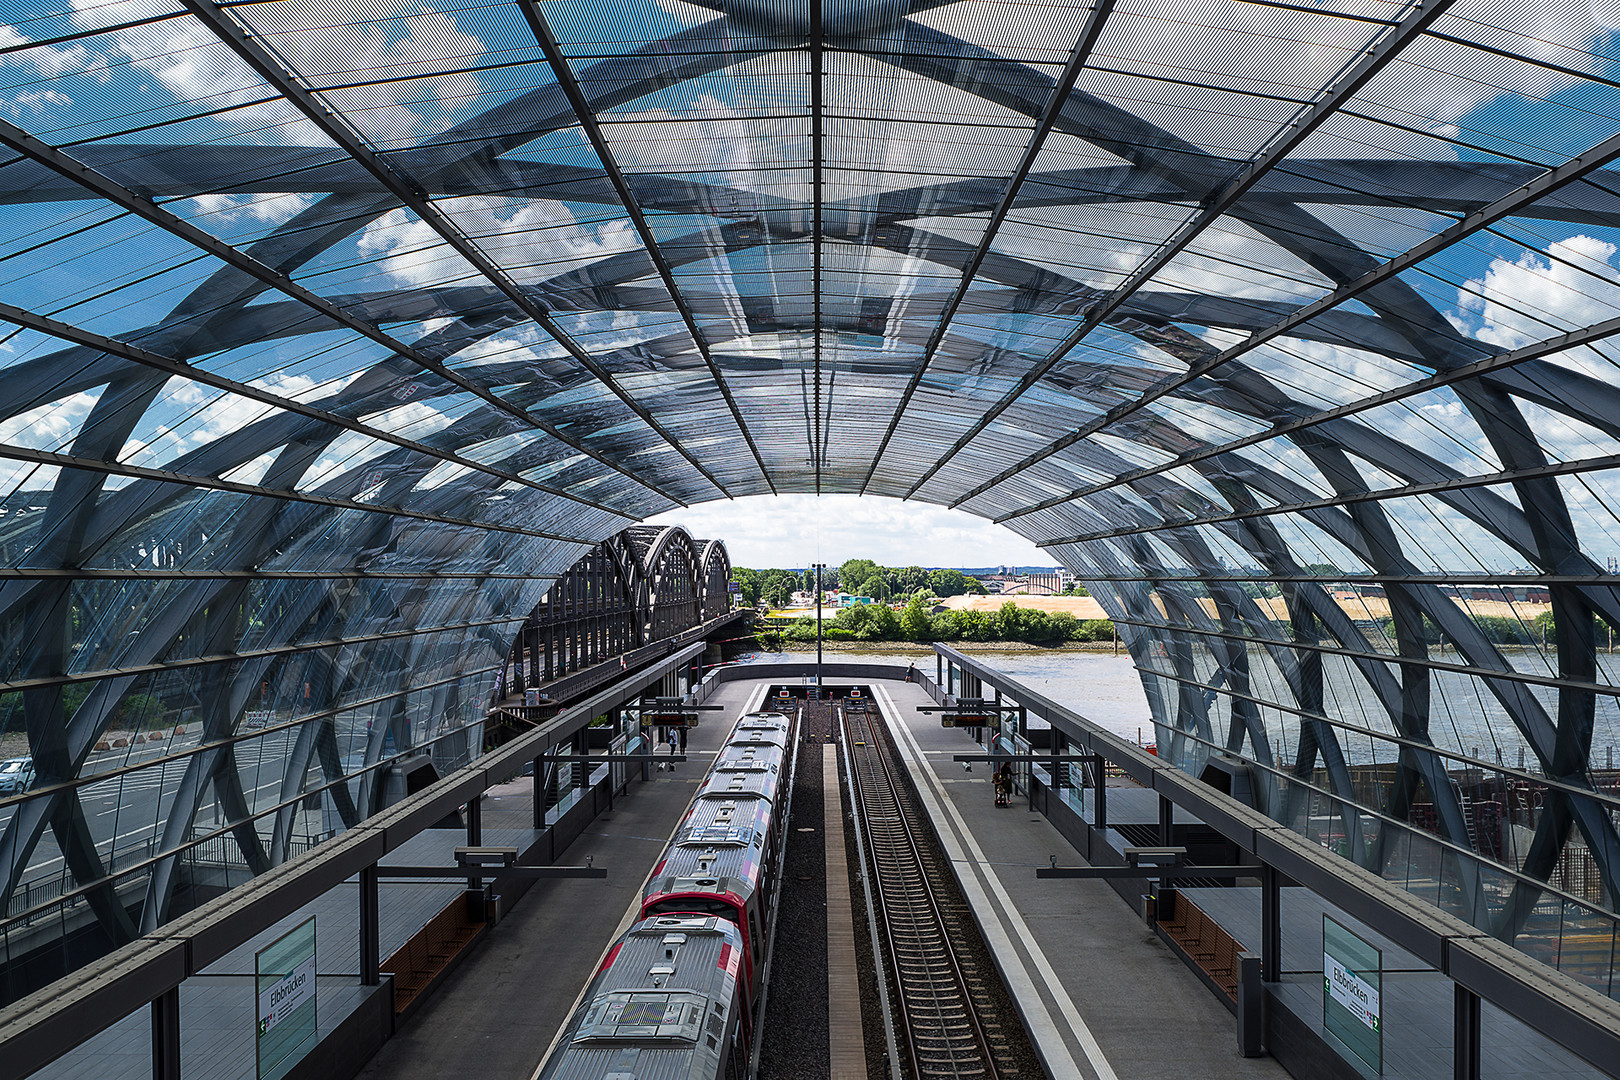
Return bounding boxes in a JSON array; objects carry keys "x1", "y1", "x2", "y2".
[
  {"x1": 976, "y1": 124, "x2": 1620, "y2": 517},
  {"x1": 0, "y1": 115, "x2": 675, "y2": 503},
  {"x1": 0, "y1": 298, "x2": 646, "y2": 520},
  {"x1": 0, "y1": 434, "x2": 590, "y2": 546},
  {"x1": 859, "y1": 0, "x2": 1117, "y2": 493},
  {"x1": 150, "y1": 987, "x2": 180, "y2": 1080},
  {"x1": 178, "y1": 0, "x2": 733, "y2": 499},
  {"x1": 515, "y1": 0, "x2": 776, "y2": 495},
  {"x1": 812, "y1": 0, "x2": 824, "y2": 490},
  {"x1": 892, "y1": 0, "x2": 1458, "y2": 495}
]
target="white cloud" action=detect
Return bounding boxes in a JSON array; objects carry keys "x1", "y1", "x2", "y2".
[
  {"x1": 646, "y1": 493, "x2": 1053, "y2": 569},
  {"x1": 0, "y1": 388, "x2": 100, "y2": 451},
  {"x1": 1456, "y1": 233, "x2": 1620, "y2": 355},
  {"x1": 356, "y1": 197, "x2": 641, "y2": 289},
  {"x1": 183, "y1": 192, "x2": 319, "y2": 229},
  {"x1": 9, "y1": 88, "x2": 72, "y2": 114},
  {"x1": 0, "y1": 0, "x2": 487, "y2": 144}
]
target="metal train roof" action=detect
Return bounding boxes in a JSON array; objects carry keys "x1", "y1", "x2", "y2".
[{"x1": 537, "y1": 915, "x2": 741, "y2": 1080}]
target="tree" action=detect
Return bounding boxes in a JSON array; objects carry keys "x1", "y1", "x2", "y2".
[
  {"x1": 895, "y1": 565, "x2": 929, "y2": 596},
  {"x1": 1074, "y1": 619, "x2": 1115, "y2": 642},
  {"x1": 927, "y1": 567, "x2": 973, "y2": 597},
  {"x1": 838, "y1": 558, "x2": 878, "y2": 591},
  {"x1": 755, "y1": 568, "x2": 797, "y2": 607},
  {"x1": 999, "y1": 600, "x2": 1024, "y2": 640},
  {"x1": 958, "y1": 609, "x2": 998, "y2": 641},
  {"x1": 930, "y1": 610, "x2": 963, "y2": 640},
  {"x1": 857, "y1": 573, "x2": 890, "y2": 601},
  {"x1": 900, "y1": 595, "x2": 932, "y2": 640},
  {"x1": 731, "y1": 567, "x2": 761, "y2": 607},
  {"x1": 867, "y1": 603, "x2": 901, "y2": 640}
]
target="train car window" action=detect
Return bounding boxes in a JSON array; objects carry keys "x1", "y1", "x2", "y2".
[
  {"x1": 749, "y1": 911, "x2": 761, "y2": 957},
  {"x1": 647, "y1": 898, "x2": 738, "y2": 921}
]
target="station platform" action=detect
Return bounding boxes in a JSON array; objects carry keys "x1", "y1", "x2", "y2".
[
  {"x1": 868, "y1": 679, "x2": 1611, "y2": 1080},
  {"x1": 352, "y1": 677, "x2": 772, "y2": 1080},
  {"x1": 868, "y1": 680, "x2": 1286, "y2": 1080},
  {"x1": 26, "y1": 678, "x2": 773, "y2": 1080},
  {"x1": 43, "y1": 667, "x2": 1607, "y2": 1080}
]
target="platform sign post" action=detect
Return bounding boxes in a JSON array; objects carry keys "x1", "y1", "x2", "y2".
[
  {"x1": 256, "y1": 916, "x2": 317, "y2": 1080},
  {"x1": 1323, "y1": 914, "x2": 1382, "y2": 1074}
]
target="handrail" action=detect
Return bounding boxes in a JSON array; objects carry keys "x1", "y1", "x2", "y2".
[{"x1": 930, "y1": 644, "x2": 1620, "y2": 1075}]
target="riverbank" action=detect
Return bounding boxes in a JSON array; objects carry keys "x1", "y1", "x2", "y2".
[{"x1": 768, "y1": 638, "x2": 1121, "y2": 655}]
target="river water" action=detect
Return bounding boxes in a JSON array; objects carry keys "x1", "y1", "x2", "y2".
[
  {"x1": 739, "y1": 646, "x2": 1620, "y2": 773},
  {"x1": 739, "y1": 649, "x2": 1153, "y2": 742}
]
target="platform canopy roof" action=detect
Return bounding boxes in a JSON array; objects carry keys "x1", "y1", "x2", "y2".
[{"x1": 5, "y1": 0, "x2": 1620, "y2": 985}]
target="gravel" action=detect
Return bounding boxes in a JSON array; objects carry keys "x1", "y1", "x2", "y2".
[{"x1": 756, "y1": 701, "x2": 832, "y2": 1079}]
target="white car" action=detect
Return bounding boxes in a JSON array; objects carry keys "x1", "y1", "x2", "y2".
[{"x1": 0, "y1": 757, "x2": 34, "y2": 795}]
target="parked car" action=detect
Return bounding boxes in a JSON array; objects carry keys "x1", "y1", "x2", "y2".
[{"x1": 0, "y1": 757, "x2": 34, "y2": 795}]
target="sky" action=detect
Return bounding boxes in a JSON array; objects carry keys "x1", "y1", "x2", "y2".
[{"x1": 645, "y1": 493, "x2": 1053, "y2": 570}]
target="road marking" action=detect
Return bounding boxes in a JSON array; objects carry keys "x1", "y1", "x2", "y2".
[{"x1": 875, "y1": 684, "x2": 1120, "y2": 1080}]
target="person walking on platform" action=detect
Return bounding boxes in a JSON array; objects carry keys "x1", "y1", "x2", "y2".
[{"x1": 994, "y1": 763, "x2": 1013, "y2": 807}]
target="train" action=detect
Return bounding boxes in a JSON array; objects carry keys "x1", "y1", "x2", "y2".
[{"x1": 535, "y1": 708, "x2": 797, "y2": 1080}]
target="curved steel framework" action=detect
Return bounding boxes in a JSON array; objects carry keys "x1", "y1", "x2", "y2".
[
  {"x1": 0, "y1": 0, "x2": 1617, "y2": 996},
  {"x1": 503, "y1": 525, "x2": 728, "y2": 693}
]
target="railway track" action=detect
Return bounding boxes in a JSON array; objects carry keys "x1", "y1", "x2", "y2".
[{"x1": 842, "y1": 703, "x2": 1031, "y2": 1080}]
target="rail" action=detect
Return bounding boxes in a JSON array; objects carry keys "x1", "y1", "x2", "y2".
[{"x1": 844, "y1": 702, "x2": 1011, "y2": 1079}]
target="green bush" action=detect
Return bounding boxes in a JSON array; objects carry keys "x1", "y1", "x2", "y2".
[{"x1": 1073, "y1": 619, "x2": 1115, "y2": 642}]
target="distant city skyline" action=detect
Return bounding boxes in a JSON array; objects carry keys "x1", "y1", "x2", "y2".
[{"x1": 645, "y1": 494, "x2": 1051, "y2": 570}]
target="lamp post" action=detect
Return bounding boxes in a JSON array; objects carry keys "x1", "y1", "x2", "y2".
[{"x1": 812, "y1": 562, "x2": 825, "y2": 691}]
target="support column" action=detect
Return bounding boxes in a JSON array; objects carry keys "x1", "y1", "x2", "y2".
[
  {"x1": 1455, "y1": 983, "x2": 1481, "y2": 1080},
  {"x1": 1261, "y1": 864, "x2": 1281, "y2": 983},
  {"x1": 359, "y1": 864, "x2": 379, "y2": 986},
  {"x1": 1093, "y1": 754, "x2": 1108, "y2": 831},
  {"x1": 533, "y1": 750, "x2": 546, "y2": 829},
  {"x1": 465, "y1": 793, "x2": 487, "y2": 921},
  {"x1": 1159, "y1": 793, "x2": 1174, "y2": 847},
  {"x1": 151, "y1": 986, "x2": 180, "y2": 1080}
]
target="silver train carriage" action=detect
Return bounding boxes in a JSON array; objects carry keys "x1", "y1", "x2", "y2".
[
  {"x1": 535, "y1": 914, "x2": 748, "y2": 1080},
  {"x1": 639, "y1": 711, "x2": 795, "y2": 1007}
]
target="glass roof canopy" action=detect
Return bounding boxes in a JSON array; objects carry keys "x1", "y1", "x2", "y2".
[{"x1": 4, "y1": 0, "x2": 1620, "y2": 993}]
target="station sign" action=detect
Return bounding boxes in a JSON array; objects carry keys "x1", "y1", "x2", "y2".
[
  {"x1": 648, "y1": 712, "x2": 700, "y2": 728},
  {"x1": 940, "y1": 713, "x2": 991, "y2": 728},
  {"x1": 256, "y1": 916, "x2": 318, "y2": 1080},
  {"x1": 1323, "y1": 914, "x2": 1382, "y2": 1075}
]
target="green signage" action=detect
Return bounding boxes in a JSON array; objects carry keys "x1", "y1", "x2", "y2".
[
  {"x1": 1323, "y1": 914, "x2": 1382, "y2": 1075},
  {"x1": 256, "y1": 916, "x2": 318, "y2": 1080}
]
